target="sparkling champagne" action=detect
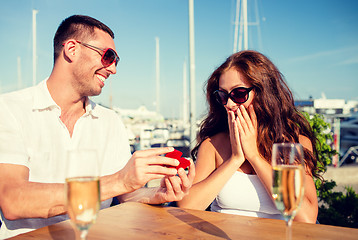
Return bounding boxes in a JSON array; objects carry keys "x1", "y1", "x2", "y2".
[
  {"x1": 66, "y1": 176, "x2": 100, "y2": 231},
  {"x1": 272, "y1": 165, "x2": 305, "y2": 220}
]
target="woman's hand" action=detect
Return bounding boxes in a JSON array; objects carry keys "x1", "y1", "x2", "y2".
[
  {"x1": 235, "y1": 104, "x2": 260, "y2": 161},
  {"x1": 227, "y1": 109, "x2": 245, "y2": 165}
]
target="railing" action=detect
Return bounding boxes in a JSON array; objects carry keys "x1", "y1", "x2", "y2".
[{"x1": 339, "y1": 146, "x2": 358, "y2": 167}]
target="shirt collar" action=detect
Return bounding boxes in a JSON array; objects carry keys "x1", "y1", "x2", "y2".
[
  {"x1": 84, "y1": 97, "x2": 99, "y2": 118},
  {"x1": 33, "y1": 79, "x2": 99, "y2": 118},
  {"x1": 32, "y1": 79, "x2": 58, "y2": 110}
]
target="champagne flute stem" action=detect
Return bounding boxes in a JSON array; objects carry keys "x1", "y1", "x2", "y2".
[
  {"x1": 286, "y1": 219, "x2": 293, "y2": 240},
  {"x1": 80, "y1": 229, "x2": 88, "y2": 240}
]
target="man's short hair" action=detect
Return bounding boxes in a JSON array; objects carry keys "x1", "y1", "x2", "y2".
[{"x1": 53, "y1": 15, "x2": 115, "y2": 62}]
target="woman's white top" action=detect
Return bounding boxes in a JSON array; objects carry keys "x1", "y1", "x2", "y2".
[{"x1": 211, "y1": 171, "x2": 284, "y2": 220}]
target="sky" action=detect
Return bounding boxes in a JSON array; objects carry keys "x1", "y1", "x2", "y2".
[{"x1": 0, "y1": 0, "x2": 357, "y2": 119}]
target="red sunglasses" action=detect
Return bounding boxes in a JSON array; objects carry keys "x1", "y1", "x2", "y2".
[
  {"x1": 214, "y1": 87, "x2": 254, "y2": 105},
  {"x1": 75, "y1": 40, "x2": 119, "y2": 67}
]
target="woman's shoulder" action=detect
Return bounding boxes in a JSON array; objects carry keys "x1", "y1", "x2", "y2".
[
  {"x1": 197, "y1": 132, "x2": 230, "y2": 169},
  {"x1": 201, "y1": 132, "x2": 229, "y2": 148},
  {"x1": 211, "y1": 132, "x2": 230, "y2": 143}
]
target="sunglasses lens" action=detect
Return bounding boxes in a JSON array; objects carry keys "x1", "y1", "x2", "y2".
[
  {"x1": 214, "y1": 91, "x2": 228, "y2": 105},
  {"x1": 231, "y1": 88, "x2": 249, "y2": 104},
  {"x1": 102, "y1": 49, "x2": 118, "y2": 67},
  {"x1": 214, "y1": 87, "x2": 252, "y2": 105}
]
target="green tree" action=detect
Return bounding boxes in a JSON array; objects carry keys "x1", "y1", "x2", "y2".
[
  {"x1": 303, "y1": 112, "x2": 358, "y2": 228},
  {"x1": 302, "y1": 112, "x2": 336, "y2": 172}
]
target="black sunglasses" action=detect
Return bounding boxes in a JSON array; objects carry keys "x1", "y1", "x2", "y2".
[
  {"x1": 76, "y1": 40, "x2": 120, "y2": 67},
  {"x1": 214, "y1": 87, "x2": 254, "y2": 105}
]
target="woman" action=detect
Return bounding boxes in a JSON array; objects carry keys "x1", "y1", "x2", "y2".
[{"x1": 177, "y1": 50, "x2": 321, "y2": 223}]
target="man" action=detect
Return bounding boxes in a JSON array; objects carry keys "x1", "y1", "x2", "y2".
[{"x1": 0, "y1": 15, "x2": 194, "y2": 239}]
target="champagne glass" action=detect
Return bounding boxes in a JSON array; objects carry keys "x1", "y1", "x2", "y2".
[
  {"x1": 65, "y1": 149, "x2": 101, "y2": 240},
  {"x1": 271, "y1": 143, "x2": 305, "y2": 240}
]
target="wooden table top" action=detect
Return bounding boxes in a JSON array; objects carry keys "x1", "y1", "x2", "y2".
[{"x1": 10, "y1": 202, "x2": 358, "y2": 240}]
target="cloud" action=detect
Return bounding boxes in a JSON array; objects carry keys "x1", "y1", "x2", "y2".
[
  {"x1": 288, "y1": 45, "x2": 358, "y2": 64},
  {"x1": 337, "y1": 56, "x2": 358, "y2": 66}
]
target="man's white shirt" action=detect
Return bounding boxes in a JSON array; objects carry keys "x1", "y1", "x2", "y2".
[{"x1": 0, "y1": 80, "x2": 131, "y2": 239}]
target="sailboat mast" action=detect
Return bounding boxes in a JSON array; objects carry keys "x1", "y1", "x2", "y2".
[
  {"x1": 234, "y1": 0, "x2": 249, "y2": 52},
  {"x1": 183, "y1": 61, "x2": 188, "y2": 124},
  {"x1": 109, "y1": 80, "x2": 113, "y2": 109},
  {"x1": 233, "y1": 0, "x2": 240, "y2": 53},
  {"x1": 155, "y1": 37, "x2": 160, "y2": 114},
  {"x1": 243, "y1": 0, "x2": 248, "y2": 50},
  {"x1": 188, "y1": 0, "x2": 196, "y2": 149},
  {"x1": 32, "y1": 9, "x2": 38, "y2": 86},
  {"x1": 17, "y1": 57, "x2": 22, "y2": 89}
]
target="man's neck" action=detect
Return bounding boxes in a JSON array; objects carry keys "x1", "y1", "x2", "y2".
[
  {"x1": 46, "y1": 74, "x2": 87, "y2": 137},
  {"x1": 59, "y1": 100, "x2": 86, "y2": 137}
]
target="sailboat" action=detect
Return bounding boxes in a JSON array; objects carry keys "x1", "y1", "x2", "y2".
[{"x1": 233, "y1": 0, "x2": 263, "y2": 52}]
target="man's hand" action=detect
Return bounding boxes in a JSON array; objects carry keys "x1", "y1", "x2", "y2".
[
  {"x1": 118, "y1": 147, "x2": 180, "y2": 193},
  {"x1": 117, "y1": 155, "x2": 195, "y2": 205}
]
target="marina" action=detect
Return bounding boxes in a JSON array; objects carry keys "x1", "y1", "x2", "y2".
[
  {"x1": 295, "y1": 96, "x2": 358, "y2": 167},
  {"x1": 113, "y1": 95, "x2": 358, "y2": 165},
  {"x1": 119, "y1": 97, "x2": 358, "y2": 190},
  {"x1": 113, "y1": 105, "x2": 193, "y2": 157}
]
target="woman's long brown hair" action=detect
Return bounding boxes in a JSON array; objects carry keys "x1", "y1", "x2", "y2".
[{"x1": 192, "y1": 50, "x2": 321, "y2": 178}]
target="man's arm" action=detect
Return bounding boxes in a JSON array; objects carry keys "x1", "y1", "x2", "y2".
[
  {"x1": 0, "y1": 163, "x2": 123, "y2": 220},
  {"x1": 0, "y1": 147, "x2": 194, "y2": 220},
  {"x1": 0, "y1": 163, "x2": 65, "y2": 220}
]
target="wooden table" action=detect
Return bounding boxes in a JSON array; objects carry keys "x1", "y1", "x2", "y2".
[{"x1": 10, "y1": 202, "x2": 358, "y2": 239}]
